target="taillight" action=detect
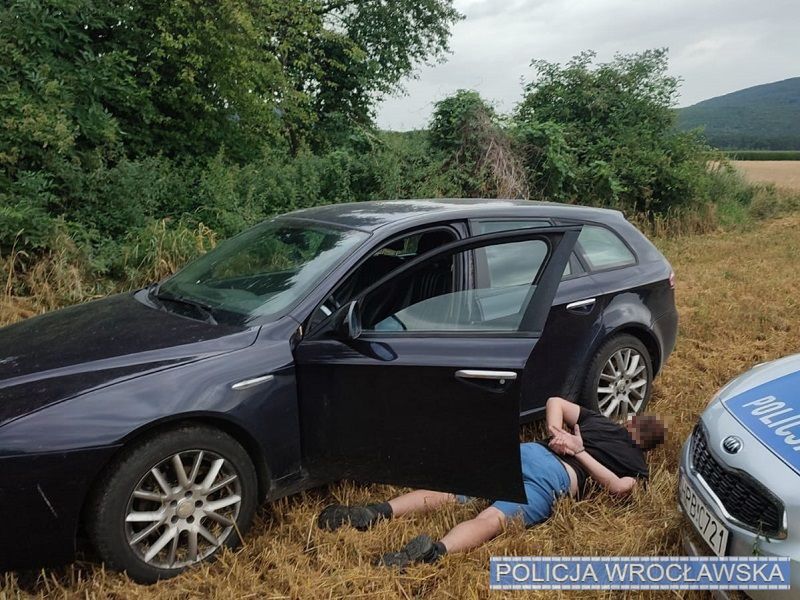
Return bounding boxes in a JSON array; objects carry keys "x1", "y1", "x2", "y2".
[{"x1": 669, "y1": 271, "x2": 676, "y2": 289}]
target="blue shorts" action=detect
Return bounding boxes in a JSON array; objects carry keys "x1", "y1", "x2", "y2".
[{"x1": 456, "y1": 443, "x2": 571, "y2": 526}]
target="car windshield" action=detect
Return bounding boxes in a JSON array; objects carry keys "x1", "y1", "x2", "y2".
[{"x1": 157, "y1": 219, "x2": 369, "y2": 325}]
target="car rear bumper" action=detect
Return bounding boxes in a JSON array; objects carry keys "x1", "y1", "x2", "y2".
[{"x1": 0, "y1": 446, "x2": 118, "y2": 571}]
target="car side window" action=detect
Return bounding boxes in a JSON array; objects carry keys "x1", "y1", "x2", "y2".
[
  {"x1": 473, "y1": 220, "x2": 574, "y2": 282},
  {"x1": 577, "y1": 226, "x2": 636, "y2": 271},
  {"x1": 361, "y1": 240, "x2": 549, "y2": 333},
  {"x1": 308, "y1": 228, "x2": 457, "y2": 330}
]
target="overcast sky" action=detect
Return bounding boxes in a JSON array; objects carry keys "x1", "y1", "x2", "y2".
[{"x1": 376, "y1": 0, "x2": 800, "y2": 130}]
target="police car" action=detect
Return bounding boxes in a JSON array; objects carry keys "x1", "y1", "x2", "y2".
[{"x1": 680, "y1": 355, "x2": 800, "y2": 598}]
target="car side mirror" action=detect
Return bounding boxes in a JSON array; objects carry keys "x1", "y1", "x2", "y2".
[{"x1": 335, "y1": 300, "x2": 362, "y2": 340}]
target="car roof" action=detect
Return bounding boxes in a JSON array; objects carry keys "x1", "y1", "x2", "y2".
[{"x1": 279, "y1": 199, "x2": 625, "y2": 233}]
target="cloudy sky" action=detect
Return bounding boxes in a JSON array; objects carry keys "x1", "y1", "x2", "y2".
[{"x1": 376, "y1": 0, "x2": 800, "y2": 130}]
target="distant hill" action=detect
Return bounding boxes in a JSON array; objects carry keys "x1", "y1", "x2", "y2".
[{"x1": 677, "y1": 77, "x2": 800, "y2": 150}]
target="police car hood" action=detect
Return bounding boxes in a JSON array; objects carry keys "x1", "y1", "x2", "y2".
[{"x1": 719, "y1": 353, "x2": 800, "y2": 476}]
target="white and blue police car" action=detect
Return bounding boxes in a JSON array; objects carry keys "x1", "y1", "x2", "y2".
[{"x1": 680, "y1": 354, "x2": 800, "y2": 598}]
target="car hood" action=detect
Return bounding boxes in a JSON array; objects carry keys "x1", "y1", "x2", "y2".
[
  {"x1": 719, "y1": 354, "x2": 800, "y2": 476},
  {"x1": 0, "y1": 292, "x2": 258, "y2": 426}
]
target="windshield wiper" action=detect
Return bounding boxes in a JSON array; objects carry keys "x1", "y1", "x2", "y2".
[{"x1": 155, "y1": 290, "x2": 218, "y2": 325}]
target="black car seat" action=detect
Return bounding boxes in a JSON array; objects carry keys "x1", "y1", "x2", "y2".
[
  {"x1": 359, "y1": 231, "x2": 455, "y2": 328},
  {"x1": 345, "y1": 239, "x2": 409, "y2": 326},
  {"x1": 333, "y1": 237, "x2": 406, "y2": 305},
  {"x1": 408, "y1": 231, "x2": 455, "y2": 306}
]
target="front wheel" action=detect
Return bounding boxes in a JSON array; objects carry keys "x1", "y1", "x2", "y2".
[
  {"x1": 579, "y1": 334, "x2": 653, "y2": 420},
  {"x1": 87, "y1": 425, "x2": 258, "y2": 583}
]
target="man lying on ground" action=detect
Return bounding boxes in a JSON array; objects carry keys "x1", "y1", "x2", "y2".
[{"x1": 317, "y1": 396, "x2": 666, "y2": 568}]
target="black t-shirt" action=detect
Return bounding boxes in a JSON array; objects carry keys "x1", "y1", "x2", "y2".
[{"x1": 537, "y1": 407, "x2": 649, "y2": 498}]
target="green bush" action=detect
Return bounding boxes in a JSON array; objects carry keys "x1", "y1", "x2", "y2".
[
  {"x1": 0, "y1": 172, "x2": 59, "y2": 252},
  {"x1": 513, "y1": 50, "x2": 714, "y2": 214}
]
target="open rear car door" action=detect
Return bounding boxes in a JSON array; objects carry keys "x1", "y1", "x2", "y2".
[{"x1": 294, "y1": 226, "x2": 581, "y2": 502}]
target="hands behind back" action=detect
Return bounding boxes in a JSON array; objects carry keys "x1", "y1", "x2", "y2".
[{"x1": 548, "y1": 424, "x2": 584, "y2": 456}]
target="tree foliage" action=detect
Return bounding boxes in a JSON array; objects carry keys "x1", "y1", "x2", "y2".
[
  {"x1": 2, "y1": 17, "x2": 729, "y2": 273},
  {"x1": 0, "y1": 0, "x2": 461, "y2": 254},
  {"x1": 0, "y1": 0, "x2": 461, "y2": 171},
  {"x1": 513, "y1": 50, "x2": 712, "y2": 213}
]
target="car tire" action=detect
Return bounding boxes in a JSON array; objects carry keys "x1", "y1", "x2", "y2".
[
  {"x1": 578, "y1": 334, "x2": 653, "y2": 420},
  {"x1": 86, "y1": 425, "x2": 258, "y2": 583}
]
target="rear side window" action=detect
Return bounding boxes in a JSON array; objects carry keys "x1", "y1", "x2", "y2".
[
  {"x1": 578, "y1": 226, "x2": 636, "y2": 271},
  {"x1": 473, "y1": 220, "x2": 573, "y2": 282},
  {"x1": 482, "y1": 240, "x2": 548, "y2": 288}
]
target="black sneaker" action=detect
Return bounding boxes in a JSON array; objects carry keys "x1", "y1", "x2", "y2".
[
  {"x1": 317, "y1": 503, "x2": 392, "y2": 531},
  {"x1": 378, "y1": 535, "x2": 447, "y2": 569}
]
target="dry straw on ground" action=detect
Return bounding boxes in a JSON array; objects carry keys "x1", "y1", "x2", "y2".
[{"x1": 3, "y1": 216, "x2": 800, "y2": 599}]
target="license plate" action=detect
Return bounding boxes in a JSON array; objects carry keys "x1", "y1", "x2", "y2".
[{"x1": 679, "y1": 474, "x2": 729, "y2": 557}]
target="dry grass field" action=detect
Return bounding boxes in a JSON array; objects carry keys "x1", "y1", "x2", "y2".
[
  {"x1": 733, "y1": 160, "x2": 800, "y2": 190},
  {"x1": 3, "y1": 215, "x2": 800, "y2": 599}
]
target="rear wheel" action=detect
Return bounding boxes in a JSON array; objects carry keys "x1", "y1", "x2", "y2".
[
  {"x1": 579, "y1": 334, "x2": 653, "y2": 420},
  {"x1": 87, "y1": 425, "x2": 258, "y2": 583}
]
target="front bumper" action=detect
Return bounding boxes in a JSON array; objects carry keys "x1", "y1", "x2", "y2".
[
  {"x1": 679, "y1": 406, "x2": 800, "y2": 599},
  {"x1": 0, "y1": 446, "x2": 118, "y2": 571},
  {"x1": 681, "y1": 528, "x2": 745, "y2": 600}
]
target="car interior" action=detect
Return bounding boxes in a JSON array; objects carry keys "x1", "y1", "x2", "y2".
[{"x1": 312, "y1": 229, "x2": 458, "y2": 329}]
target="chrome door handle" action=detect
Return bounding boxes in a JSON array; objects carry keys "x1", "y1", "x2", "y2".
[
  {"x1": 231, "y1": 374, "x2": 274, "y2": 390},
  {"x1": 455, "y1": 370, "x2": 518, "y2": 382},
  {"x1": 566, "y1": 298, "x2": 596, "y2": 312}
]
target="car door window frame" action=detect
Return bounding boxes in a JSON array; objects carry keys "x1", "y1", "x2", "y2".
[
  {"x1": 335, "y1": 226, "x2": 582, "y2": 340},
  {"x1": 304, "y1": 222, "x2": 466, "y2": 335},
  {"x1": 564, "y1": 252, "x2": 587, "y2": 280},
  {"x1": 470, "y1": 217, "x2": 589, "y2": 283},
  {"x1": 555, "y1": 218, "x2": 640, "y2": 274}
]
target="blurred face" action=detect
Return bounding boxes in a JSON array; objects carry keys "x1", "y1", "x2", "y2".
[
  {"x1": 625, "y1": 418, "x2": 642, "y2": 446},
  {"x1": 625, "y1": 414, "x2": 666, "y2": 450}
]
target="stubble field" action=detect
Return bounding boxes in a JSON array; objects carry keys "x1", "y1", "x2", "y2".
[
  {"x1": 3, "y1": 214, "x2": 800, "y2": 599},
  {"x1": 733, "y1": 160, "x2": 800, "y2": 190}
]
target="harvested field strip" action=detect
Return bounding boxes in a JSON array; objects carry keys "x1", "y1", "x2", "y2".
[{"x1": 732, "y1": 160, "x2": 800, "y2": 190}]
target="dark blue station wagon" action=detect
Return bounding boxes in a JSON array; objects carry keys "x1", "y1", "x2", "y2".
[{"x1": 0, "y1": 199, "x2": 677, "y2": 581}]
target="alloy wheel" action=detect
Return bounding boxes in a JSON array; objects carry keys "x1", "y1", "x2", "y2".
[
  {"x1": 124, "y1": 450, "x2": 242, "y2": 569},
  {"x1": 596, "y1": 348, "x2": 648, "y2": 420}
]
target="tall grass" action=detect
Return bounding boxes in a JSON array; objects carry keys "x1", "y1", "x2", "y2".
[
  {"x1": 2, "y1": 171, "x2": 798, "y2": 330},
  {"x1": 113, "y1": 220, "x2": 217, "y2": 287},
  {"x1": 629, "y1": 204, "x2": 719, "y2": 238},
  {"x1": 0, "y1": 221, "x2": 216, "y2": 326},
  {"x1": 1, "y1": 232, "x2": 96, "y2": 326}
]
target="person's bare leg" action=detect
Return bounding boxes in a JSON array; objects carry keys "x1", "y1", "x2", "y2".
[
  {"x1": 377, "y1": 504, "x2": 507, "y2": 567},
  {"x1": 439, "y1": 506, "x2": 507, "y2": 553},
  {"x1": 388, "y1": 489, "x2": 458, "y2": 517},
  {"x1": 319, "y1": 489, "x2": 458, "y2": 531}
]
